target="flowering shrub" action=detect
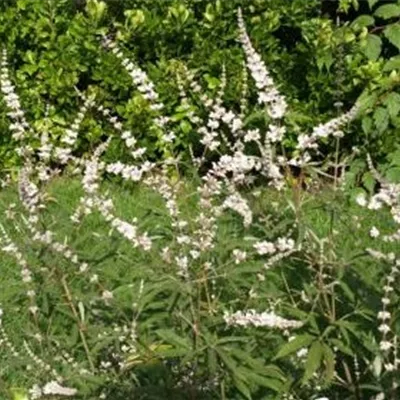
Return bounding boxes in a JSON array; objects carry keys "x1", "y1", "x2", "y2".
[
  {"x1": 1, "y1": 0, "x2": 400, "y2": 172},
  {"x1": 0, "y1": 5, "x2": 399, "y2": 400}
]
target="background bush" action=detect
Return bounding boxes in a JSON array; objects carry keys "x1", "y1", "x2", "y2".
[{"x1": 1, "y1": 0, "x2": 400, "y2": 174}]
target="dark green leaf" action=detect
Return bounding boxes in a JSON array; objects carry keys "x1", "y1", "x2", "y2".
[
  {"x1": 303, "y1": 341, "x2": 324, "y2": 383},
  {"x1": 232, "y1": 375, "x2": 252, "y2": 400},
  {"x1": 275, "y1": 335, "x2": 315, "y2": 359},
  {"x1": 384, "y1": 23, "x2": 400, "y2": 49},
  {"x1": 363, "y1": 34, "x2": 382, "y2": 60},
  {"x1": 368, "y1": 0, "x2": 379, "y2": 10},
  {"x1": 373, "y1": 106, "x2": 389, "y2": 133},
  {"x1": 238, "y1": 368, "x2": 283, "y2": 392},
  {"x1": 383, "y1": 55, "x2": 400, "y2": 71},
  {"x1": 322, "y1": 344, "x2": 335, "y2": 383},
  {"x1": 155, "y1": 329, "x2": 190, "y2": 349},
  {"x1": 384, "y1": 92, "x2": 400, "y2": 118}
]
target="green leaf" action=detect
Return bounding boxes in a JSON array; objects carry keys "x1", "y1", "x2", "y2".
[
  {"x1": 216, "y1": 348, "x2": 237, "y2": 372},
  {"x1": 363, "y1": 34, "x2": 382, "y2": 60},
  {"x1": 368, "y1": 0, "x2": 379, "y2": 9},
  {"x1": 388, "y1": 148, "x2": 400, "y2": 166},
  {"x1": 171, "y1": 112, "x2": 187, "y2": 122},
  {"x1": 303, "y1": 341, "x2": 324, "y2": 383},
  {"x1": 383, "y1": 55, "x2": 400, "y2": 71},
  {"x1": 384, "y1": 92, "x2": 400, "y2": 118},
  {"x1": 362, "y1": 116, "x2": 373, "y2": 134},
  {"x1": 330, "y1": 339, "x2": 354, "y2": 356},
  {"x1": 362, "y1": 171, "x2": 376, "y2": 193},
  {"x1": 374, "y1": 4, "x2": 400, "y2": 19},
  {"x1": 384, "y1": 23, "x2": 400, "y2": 49},
  {"x1": 356, "y1": 90, "x2": 378, "y2": 113},
  {"x1": 180, "y1": 120, "x2": 192, "y2": 134},
  {"x1": 386, "y1": 167, "x2": 400, "y2": 182},
  {"x1": 230, "y1": 348, "x2": 285, "y2": 380},
  {"x1": 233, "y1": 375, "x2": 252, "y2": 400},
  {"x1": 351, "y1": 15, "x2": 375, "y2": 29},
  {"x1": 339, "y1": 281, "x2": 355, "y2": 301},
  {"x1": 124, "y1": 9, "x2": 145, "y2": 28},
  {"x1": 373, "y1": 106, "x2": 389, "y2": 133},
  {"x1": 85, "y1": 0, "x2": 107, "y2": 21},
  {"x1": 204, "y1": 3, "x2": 215, "y2": 22},
  {"x1": 238, "y1": 368, "x2": 282, "y2": 392},
  {"x1": 155, "y1": 329, "x2": 190, "y2": 349},
  {"x1": 322, "y1": 344, "x2": 335, "y2": 382},
  {"x1": 275, "y1": 334, "x2": 315, "y2": 359},
  {"x1": 204, "y1": 74, "x2": 220, "y2": 90},
  {"x1": 207, "y1": 348, "x2": 217, "y2": 374},
  {"x1": 316, "y1": 51, "x2": 334, "y2": 71}
]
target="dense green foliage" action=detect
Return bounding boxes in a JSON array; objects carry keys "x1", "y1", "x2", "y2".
[
  {"x1": 1, "y1": 1, "x2": 400, "y2": 399},
  {"x1": 0, "y1": 0, "x2": 399, "y2": 172},
  {"x1": 0, "y1": 178, "x2": 397, "y2": 400}
]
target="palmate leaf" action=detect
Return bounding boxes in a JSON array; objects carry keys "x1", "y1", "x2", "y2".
[
  {"x1": 218, "y1": 347, "x2": 284, "y2": 396},
  {"x1": 123, "y1": 343, "x2": 182, "y2": 369},
  {"x1": 216, "y1": 348, "x2": 252, "y2": 399},
  {"x1": 232, "y1": 374, "x2": 252, "y2": 400},
  {"x1": 229, "y1": 347, "x2": 285, "y2": 381},
  {"x1": 237, "y1": 367, "x2": 283, "y2": 392}
]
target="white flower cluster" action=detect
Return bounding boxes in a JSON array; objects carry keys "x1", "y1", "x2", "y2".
[
  {"x1": 239, "y1": 60, "x2": 249, "y2": 118},
  {"x1": 254, "y1": 237, "x2": 295, "y2": 255},
  {"x1": 18, "y1": 166, "x2": 40, "y2": 215},
  {"x1": 30, "y1": 381, "x2": 77, "y2": 399},
  {"x1": 196, "y1": 68, "x2": 242, "y2": 152},
  {"x1": 237, "y1": 9, "x2": 287, "y2": 120},
  {"x1": 146, "y1": 169, "x2": 219, "y2": 279},
  {"x1": 357, "y1": 158, "x2": 400, "y2": 372},
  {"x1": 80, "y1": 92, "x2": 148, "y2": 159},
  {"x1": 0, "y1": 310, "x2": 22, "y2": 359},
  {"x1": 223, "y1": 191, "x2": 253, "y2": 227},
  {"x1": 297, "y1": 104, "x2": 358, "y2": 150},
  {"x1": 0, "y1": 224, "x2": 39, "y2": 314},
  {"x1": 54, "y1": 95, "x2": 94, "y2": 164},
  {"x1": 79, "y1": 154, "x2": 152, "y2": 251},
  {"x1": 0, "y1": 49, "x2": 30, "y2": 142},
  {"x1": 106, "y1": 160, "x2": 153, "y2": 182},
  {"x1": 23, "y1": 341, "x2": 62, "y2": 381},
  {"x1": 224, "y1": 309, "x2": 303, "y2": 330},
  {"x1": 232, "y1": 249, "x2": 247, "y2": 264},
  {"x1": 101, "y1": 35, "x2": 169, "y2": 132},
  {"x1": 215, "y1": 152, "x2": 259, "y2": 182}
]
